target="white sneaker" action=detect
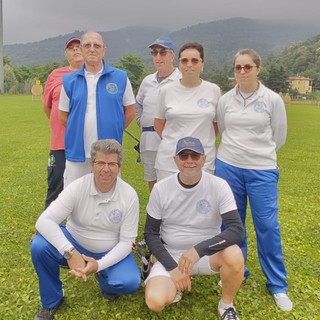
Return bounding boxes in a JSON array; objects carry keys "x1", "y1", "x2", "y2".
[
  {"x1": 273, "y1": 293, "x2": 293, "y2": 311},
  {"x1": 218, "y1": 306, "x2": 239, "y2": 320},
  {"x1": 171, "y1": 291, "x2": 183, "y2": 303}
]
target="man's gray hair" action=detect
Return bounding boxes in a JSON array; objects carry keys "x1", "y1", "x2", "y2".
[{"x1": 90, "y1": 139, "x2": 123, "y2": 166}]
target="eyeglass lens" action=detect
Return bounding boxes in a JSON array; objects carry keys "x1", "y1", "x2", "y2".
[
  {"x1": 234, "y1": 64, "x2": 256, "y2": 73},
  {"x1": 94, "y1": 161, "x2": 118, "y2": 169},
  {"x1": 178, "y1": 152, "x2": 201, "y2": 161},
  {"x1": 151, "y1": 49, "x2": 168, "y2": 57},
  {"x1": 179, "y1": 58, "x2": 201, "y2": 65}
]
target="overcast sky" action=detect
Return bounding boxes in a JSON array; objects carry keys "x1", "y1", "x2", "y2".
[{"x1": 2, "y1": 0, "x2": 320, "y2": 45}]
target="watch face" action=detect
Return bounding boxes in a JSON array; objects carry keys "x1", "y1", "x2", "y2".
[
  {"x1": 63, "y1": 251, "x2": 72, "y2": 259},
  {"x1": 63, "y1": 248, "x2": 74, "y2": 260}
]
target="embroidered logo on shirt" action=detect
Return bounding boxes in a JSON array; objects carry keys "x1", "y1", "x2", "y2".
[
  {"x1": 197, "y1": 98, "x2": 209, "y2": 108},
  {"x1": 196, "y1": 199, "x2": 211, "y2": 214},
  {"x1": 106, "y1": 83, "x2": 118, "y2": 94},
  {"x1": 254, "y1": 101, "x2": 266, "y2": 113},
  {"x1": 109, "y1": 209, "x2": 122, "y2": 224}
]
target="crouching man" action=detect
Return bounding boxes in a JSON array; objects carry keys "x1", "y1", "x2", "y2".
[
  {"x1": 31, "y1": 139, "x2": 141, "y2": 320},
  {"x1": 144, "y1": 137, "x2": 245, "y2": 320}
]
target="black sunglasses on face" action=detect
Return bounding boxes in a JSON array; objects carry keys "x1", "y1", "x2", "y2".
[{"x1": 177, "y1": 152, "x2": 202, "y2": 161}]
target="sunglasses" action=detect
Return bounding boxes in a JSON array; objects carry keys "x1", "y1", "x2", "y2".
[
  {"x1": 234, "y1": 64, "x2": 257, "y2": 73},
  {"x1": 151, "y1": 49, "x2": 170, "y2": 57},
  {"x1": 178, "y1": 152, "x2": 202, "y2": 161},
  {"x1": 179, "y1": 58, "x2": 202, "y2": 65}
]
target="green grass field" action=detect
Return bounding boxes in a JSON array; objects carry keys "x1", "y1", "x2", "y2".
[{"x1": 0, "y1": 95, "x2": 319, "y2": 320}]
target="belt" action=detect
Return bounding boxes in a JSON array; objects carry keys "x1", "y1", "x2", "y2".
[{"x1": 142, "y1": 126, "x2": 155, "y2": 132}]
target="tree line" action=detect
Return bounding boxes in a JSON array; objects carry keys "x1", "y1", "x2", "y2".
[{"x1": 3, "y1": 43, "x2": 320, "y2": 99}]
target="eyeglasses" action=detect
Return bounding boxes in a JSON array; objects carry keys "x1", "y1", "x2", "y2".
[
  {"x1": 93, "y1": 160, "x2": 119, "y2": 170},
  {"x1": 151, "y1": 49, "x2": 170, "y2": 57},
  {"x1": 177, "y1": 152, "x2": 202, "y2": 161},
  {"x1": 81, "y1": 42, "x2": 104, "y2": 50},
  {"x1": 179, "y1": 58, "x2": 202, "y2": 65},
  {"x1": 234, "y1": 64, "x2": 257, "y2": 73}
]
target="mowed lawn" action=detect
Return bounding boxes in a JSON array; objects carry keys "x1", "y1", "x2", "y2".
[{"x1": 0, "y1": 95, "x2": 319, "y2": 320}]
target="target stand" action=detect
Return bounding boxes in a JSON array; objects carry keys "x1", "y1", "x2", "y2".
[{"x1": 31, "y1": 80, "x2": 43, "y2": 100}]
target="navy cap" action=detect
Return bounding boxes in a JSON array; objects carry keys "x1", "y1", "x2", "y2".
[
  {"x1": 65, "y1": 37, "x2": 80, "y2": 49},
  {"x1": 148, "y1": 36, "x2": 175, "y2": 51},
  {"x1": 175, "y1": 137, "x2": 205, "y2": 155}
]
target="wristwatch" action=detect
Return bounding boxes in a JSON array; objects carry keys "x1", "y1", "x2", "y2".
[{"x1": 63, "y1": 247, "x2": 75, "y2": 260}]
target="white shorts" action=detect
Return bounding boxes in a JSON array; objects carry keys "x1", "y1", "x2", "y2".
[
  {"x1": 145, "y1": 250, "x2": 218, "y2": 284},
  {"x1": 156, "y1": 169, "x2": 177, "y2": 181},
  {"x1": 140, "y1": 151, "x2": 157, "y2": 181},
  {"x1": 64, "y1": 160, "x2": 92, "y2": 188}
]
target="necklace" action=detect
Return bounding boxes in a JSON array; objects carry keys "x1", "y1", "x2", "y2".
[{"x1": 238, "y1": 84, "x2": 259, "y2": 106}]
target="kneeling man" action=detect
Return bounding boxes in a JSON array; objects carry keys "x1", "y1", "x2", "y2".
[
  {"x1": 144, "y1": 137, "x2": 244, "y2": 320},
  {"x1": 31, "y1": 139, "x2": 141, "y2": 320}
]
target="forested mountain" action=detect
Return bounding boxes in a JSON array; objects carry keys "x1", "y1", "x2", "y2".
[
  {"x1": 266, "y1": 35, "x2": 320, "y2": 88},
  {"x1": 170, "y1": 18, "x2": 320, "y2": 69},
  {"x1": 3, "y1": 27, "x2": 168, "y2": 67},
  {"x1": 4, "y1": 18, "x2": 320, "y2": 69}
]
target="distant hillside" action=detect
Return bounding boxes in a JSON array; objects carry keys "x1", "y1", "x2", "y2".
[
  {"x1": 4, "y1": 18, "x2": 320, "y2": 69},
  {"x1": 170, "y1": 18, "x2": 320, "y2": 68},
  {"x1": 266, "y1": 34, "x2": 320, "y2": 88},
  {"x1": 3, "y1": 27, "x2": 169, "y2": 67}
]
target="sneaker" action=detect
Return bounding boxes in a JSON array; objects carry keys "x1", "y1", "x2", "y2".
[
  {"x1": 101, "y1": 291, "x2": 119, "y2": 302},
  {"x1": 34, "y1": 298, "x2": 65, "y2": 320},
  {"x1": 218, "y1": 306, "x2": 239, "y2": 320},
  {"x1": 171, "y1": 291, "x2": 183, "y2": 303},
  {"x1": 273, "y1": 293, "x2": 293, "y2": 311},
  {"x1": 95, "y1": 273, "x2": 119, "y2": 302}
]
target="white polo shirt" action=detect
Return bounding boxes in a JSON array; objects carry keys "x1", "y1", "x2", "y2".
[
  {"x1": 217, "y1": 82, "x2": 287, "y2": 169},
  {"x1": 36, "y1": 173, "x2": 139, "y2": 271},
  {"x1": 136, "y1": 68, "x2": 181, "y2": 152}
]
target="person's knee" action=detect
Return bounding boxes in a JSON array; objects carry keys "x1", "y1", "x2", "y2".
[
  {"x1": 145, "y1": 290, "x2": 167, "y2": 312},
  {"x1": 103, "y1": 273, "x2": 141, "y2": 295},
  {"x1": 30, "y1": 234, "x2": 48, "y2": 258},
  {"x1": 221, "y1": 245, "x2": 244, "y2": 271},
  {"x1": 123, "y1": 273, "x2": 141, "y2": 294},
  {"x1": 145, "y1": 278, "x2": 175, "y2": 312}
]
